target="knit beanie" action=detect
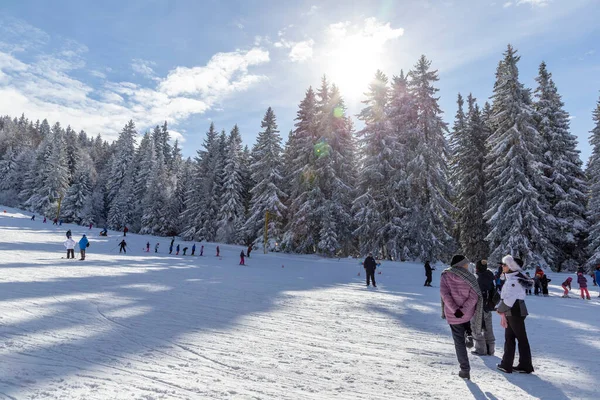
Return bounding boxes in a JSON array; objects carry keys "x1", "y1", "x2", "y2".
[
  {"x1": 502, "y1": 255, "x2": 523, "y2": 272},
  {"x1": 451, "y1": 254, "x2": 469, "y2": 268}
]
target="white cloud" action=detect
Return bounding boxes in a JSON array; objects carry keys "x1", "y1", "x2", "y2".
[
  {"x1": 517, "y1": 0, "x2": 551, "y2": 6},
  {"x1": 289, "y1": 40, "x2": 314, "y2": 62},
  {"x1": 0, "y1": 19, "x2": 270, "y2": 143},
  {"x1": 90, "y1": 70, "x2": 107, "y2": 79},
  {"x1": 303, "y1": 5, "x2": 319, "y2": 16},
  {"x1": 158, "y1": 48, "x2": 269, "y2": 98},
  {"x1": 503, "y1": 2, "x2": 513, "y2": 7},
  {"x1": 169, "y1": 129, "x2": 186, "y2": 143},
  {"x1": 131, "y1": 58, "x2": 157, "y2": 80}
]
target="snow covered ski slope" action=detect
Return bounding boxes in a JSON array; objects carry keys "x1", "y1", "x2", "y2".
[{"x1": 0, "y1": 207, "x2": 599, "y2": 399}]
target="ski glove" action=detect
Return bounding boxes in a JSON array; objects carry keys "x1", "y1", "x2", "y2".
[{"x1": 454, "y1": 308, "x2": 464, "y2": 318}]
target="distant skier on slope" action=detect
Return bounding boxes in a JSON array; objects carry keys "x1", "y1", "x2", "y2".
[
  {"x1": 64, "y1": 237, "x2": 76, "y2": 259},
  {"x1": 239, "y1": 250, "x2": 245, "y2": 265},
  {"x1": 216, "y1": 246, "x2": 220, "y2": 257},
  {"x1": 155, "y1": 243, "x2": 159, "y2": 253},
  {"x1": 200, "y1": 245, "x2": 204, "y2": 256},
  {"x1": 183, "y1": 247, "x2": 188, "y2": 256},
  {"x1": 363, "y1": 253, "x2": 377, "y2": 287},
  {"x1": 247, "y1": 244, "x2": 252, "y2": 258},
  {"x1": 191, "y1": 243, "x2": 196, "y2": 256},
  {"x1": 123, "y1": 226, "x2": 128, "y2": 237},
  {"x1": 176, "y1": 244, "x2": 180, "y2": 255},
  {"x1": 146, "y1": 242, "x2": 150, "y2": 252},
  {"x1": 79, "y1": 234, "x2": 89, "y2": 260},
  {"x1": 424, "y1": 260, "x2": 434, "y2": 287},
  {"x1": 119, "y1": 239, "x2": 127, "y2": 254}
]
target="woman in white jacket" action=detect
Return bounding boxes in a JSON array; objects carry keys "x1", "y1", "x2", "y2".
[
  {"x1": 496, "y1": 255, "x2": 534, "y2": 374},
  {"x1": 64, "y1": 237, "x2": 76, "y2": 259}
]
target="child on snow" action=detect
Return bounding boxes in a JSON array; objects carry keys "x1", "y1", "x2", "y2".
[
  {"x1": 200, "y1": 245, "x2": 204, "y2": 256},
  {"x1": 64, "y1": 237, "x2": 76, "y2": 259},
  {"x1": 119, "y1": 240, "x2": 127, "y2": 254},
  {"x1": 540, "y1": 274, "x2": 551, "y2": 297},
  {"x1": 562, "y1": 277, "x2": 572, "y2": 298},
  {"x1": 155, "y1": 243, "x2": 159, "y2": 253},
  {"x1": 240, "y1": 251, "x2": 245, "y2": 265},
  {"x1": 191, "y1": 244, "x2": 196, "y2": 256},
  {"x1": 183, "y1": 247, "x2": 188, "y2": 255},
  {"x1": 146, "y1": 242, "x2": 150, "y2": 252},
  {"x1": 176, "y1": 244, "x2": 180, "y2": 255},
  {"x1": 216, "y1": 246, "x2": 220, "y2": 257},
  {"x1": 577, "y1": 272, "x2": 591, "y2": 300}
]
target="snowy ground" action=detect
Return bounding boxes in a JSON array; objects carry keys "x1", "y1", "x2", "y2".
[{"x1": 0, "y1": 207, "x2": 599, "y2": 400}]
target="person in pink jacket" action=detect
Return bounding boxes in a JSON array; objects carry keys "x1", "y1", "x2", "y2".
[{"x1": 440, "y1": 254, "x2": 483, "y2": 380}]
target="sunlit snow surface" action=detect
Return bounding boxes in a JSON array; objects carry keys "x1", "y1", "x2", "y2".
[{"x1": 0, "y1": 207, "x2": 599, "y2": 399}]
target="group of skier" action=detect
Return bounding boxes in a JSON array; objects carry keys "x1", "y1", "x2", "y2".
[
  {"x1": 441, "y1": 254, "x2": 534, "y2": 380},
  {"x1": 63, "y1": 230, "x2": 89, "y2": 260}
]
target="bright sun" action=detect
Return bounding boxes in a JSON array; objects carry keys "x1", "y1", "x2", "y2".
[{"x1": 325, "y1": 39, "x2": 381, "y2": 101}]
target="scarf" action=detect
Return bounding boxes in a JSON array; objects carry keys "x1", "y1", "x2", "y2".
[{"x1": 441, "y1": 266, "x2": 484, "y2": 336}]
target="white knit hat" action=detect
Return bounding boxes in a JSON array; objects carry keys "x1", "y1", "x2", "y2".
[{"x1": 502, "y1": 255, "x2": 522, "y2": 272}]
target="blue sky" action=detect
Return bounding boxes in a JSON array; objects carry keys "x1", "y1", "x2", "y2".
[{"x1": 0, "y1": 0, "x2": 598, "y2": 161}]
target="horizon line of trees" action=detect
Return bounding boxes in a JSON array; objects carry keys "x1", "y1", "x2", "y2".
[{"x1": 2, "y1": 44, "x2": 600, "y2": 271}]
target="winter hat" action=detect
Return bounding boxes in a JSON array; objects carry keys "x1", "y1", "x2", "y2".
[
  {"x1": 83, "y1": 234, "x2": 86, "y2": 237},
  {"x1": 502, "y1": 255, "x2": 523, "y2": 272},
  {"x1": 451, "y1": 254, "x2": 469, "y2": 268},
  {"x1": 475, "y1": 259, "x2": 488, "y2": 273}
]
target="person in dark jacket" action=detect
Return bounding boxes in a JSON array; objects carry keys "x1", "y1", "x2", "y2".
[
  {"x1": 363, "y1": 253, "x2": 377, "y2": 287},
  {"x1": 146, "y1": 242, "x2": 150, "y2": 252},
  {"x1": 119, "y1": 240, "x2": 127, "y2": 254},
  {"x1": 216, "y1": 246, "x2": 220, "y2": 257},
  {"x1": 176, "y1": 244, "x2": 180, "y2": 255},
  {"x1": 247, "y1": 244, "x2": 252, "y2": 258},
  {"x1": 31, "y1": 215, "x2": 35, "y2": 221},
  {"x1": 240, "y1": 250, "x2": 245, "y2": 265},
  {"x1": 424, "y1": 261, "x2": 434, "y2": 287},
  {"x1": 183, "y1": 247, "x2": 188, "y2": 256},
  {"x1": 66, "y1": 229, "x2": 72, "y2": 239},
  {"x1": 191, "y1": 243, "x2": 196, "y2": 256},
  {"x1": 473, "y1": 260, "x2": 496, "y2": 356},
  {"x1": 540, "y1": 273, "x2": 551, "y2": 297},
  {"x1": 562, "y1": 277, "x2": 572, "y2": 297},
  {"x1": 496, "y1": 255, "x2": 534, "y2": 374},
  {"x1": 123, "y1": 226, "x2": 128, "y2": 236}
]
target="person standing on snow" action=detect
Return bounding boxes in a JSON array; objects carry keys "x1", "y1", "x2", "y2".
[
  {"x1": 31, "y1": 215, "x2": 35, "y2": 221},
  {"x1": 43, "y1": 217, "x2": 47, "y2": 223},
  {"x1": 595, "y1": 266, "x2": 600, "y2": 297},
  {"x1": 64, "y1": 237, "x2": 76, "y2": 259},
  {"x1": 146, "y1": 242, "x2": 150, "y2": 252},
  {"x1": 216, "y1": 246, "x2": 220, "y2": 257},
  {"x1": 200, "y1": 245, "x2": 204, "y2": 256},
  {"x1": 123, "y1": 226, "x2": 128, "y2": 237},
  {"x1": 440, "y1": 254, "x2": 483, "y2": 380},
  {"x1": 176, "y1": 244, "x2": 180, "y2": 255},
  {"x1": 240, "y1": 250, "x2": 245, "y2": 265},
  {"x1": 119, "y1": 240, "x2": 127, "y2": 254},
  {"x1": 496, "y1": 255, "x2": 534, "y2": 374},
  {"x1": 247, "y1": 244, "x2": 252, "y2": 258},
  {"x1": 169, "y1": 244, "x2": 173, "y2": 254},
  {"x1": 191, "y1": 243, "x2": 196, "y2": 256},
  {"x1": 79, "y1": 234, "x2": 89, "y2": 260},
  {"x1": 363, "y1": 253, "x2": 377, "y2": 287},
  {"x1": 472, "y1": 260, "x2": 496, "y2": 356},
  {"x1": 577, "y1": 272, "x2": 591, "y2": 300},
  {"x1": 424, "y1": 260, "x2": 434, "y2": 287},
  {"x1": 183, "y1": 247, "x2": 188, "y2": 256},
  {"x1": 155, "y1": 243, "x2": 159, "y2": 253}
]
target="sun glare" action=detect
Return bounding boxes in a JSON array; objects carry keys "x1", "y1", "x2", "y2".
[{"x1": 326, "y1": 39, "x2": 381, "y2": 100}]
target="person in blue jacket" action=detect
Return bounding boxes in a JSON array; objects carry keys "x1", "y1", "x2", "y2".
[
  {"x1": 79, "y1": 234, "x2": 89, "y2": 260},
  {"x1": 595, "y1": 266, "x2": 600, "y2": 297}
]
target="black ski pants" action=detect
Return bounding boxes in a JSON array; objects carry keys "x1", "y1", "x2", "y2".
[
  {"x1": 450, "y1": 323, "x2": 470, "y2": 372},
  {"x1": 120, "y1": 245, "x2": 126, "y2": 253},
  {"x1": 66, "y1": 249, "x2": 74, "y2": 259},
  {"x1": 501, "y1": 316, "x2": 533, "y2": 371},
  {"x1": 365, "y1": 268, "x2": 376, "y2": 286},
  {"x1": 425, "y1": 273, "x2": 432, "y2": 286}
]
